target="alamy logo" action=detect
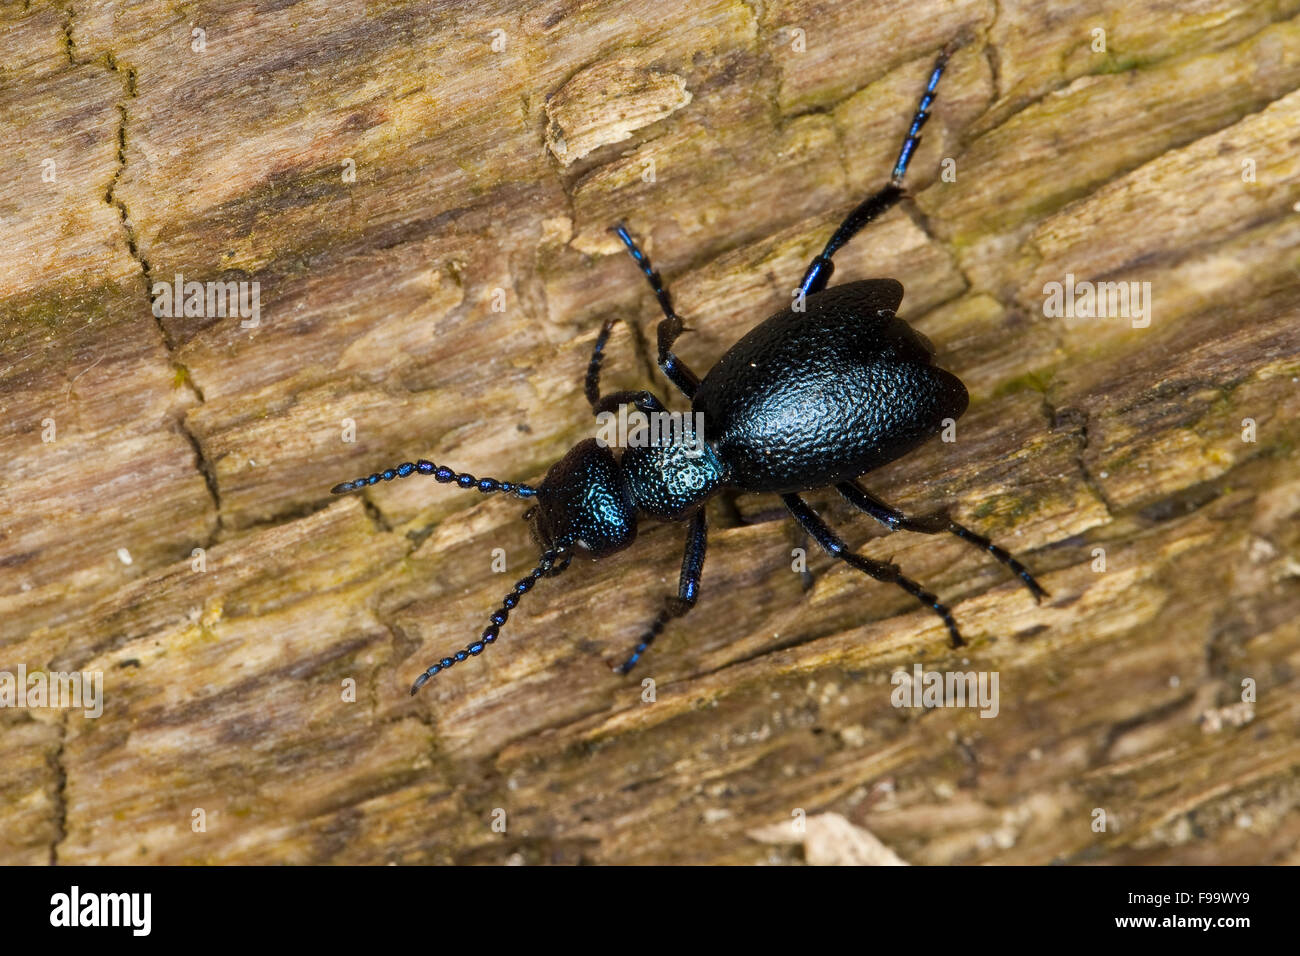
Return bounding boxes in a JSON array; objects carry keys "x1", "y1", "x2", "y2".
[
  {"x1": 1042, "y1": 273, "x2": 1151, "y2": 328},
  {"x1": 50, "y1": 886, "x2": 151, "y2": 936},
  {"x1": 891, "y1": 663, "x2": 999, "y2": 718},
  {"x1": 152, "y1": 272, "x2": 261, "y2": 328},
  {"x1": 0, "y1": 666, "x2": 102, "y2": 718},
  {"x1": 595, "y1": 403, "x2": 706, "y2": 457}
]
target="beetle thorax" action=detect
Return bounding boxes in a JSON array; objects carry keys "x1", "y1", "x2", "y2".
[{"x1": 620, "y1": 415, "x2": 726, "y2": 521}]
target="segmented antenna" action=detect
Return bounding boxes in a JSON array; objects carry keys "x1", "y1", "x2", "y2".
[
  {"x1": 409, "y1": 549, "x2": 572, "y2": 695},
  {"x1": 330, "y1": 459, "x2": 537, "y2": 498}
]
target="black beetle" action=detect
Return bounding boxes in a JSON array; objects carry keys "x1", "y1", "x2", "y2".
[{"x1": 331, "y1": 41, "x2": 1047, "y2": 694}]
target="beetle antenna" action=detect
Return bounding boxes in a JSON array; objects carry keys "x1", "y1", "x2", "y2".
[
  {"x1": 330, "y1": 459, "x2": 537, "y2": 498},
  {"x1": 409, "y1": 549, "x2": 572, "y2": 695}
]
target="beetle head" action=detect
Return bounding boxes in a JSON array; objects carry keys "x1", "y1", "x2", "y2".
[{"x1": 527, "y1": 438, "x2": 637, "y2": 558}]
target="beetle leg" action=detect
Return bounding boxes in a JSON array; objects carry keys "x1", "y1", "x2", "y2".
[
  {"x1": 591, "y1": 389, "x2": 667, "y2": 417},
  {"x1": 584, "y1": 316, "x2": 620, "y2": 413},
  {"x1": 798, "y1": 186, "x2": 905, "y2": 298},
  {"x1": 585, "y1": 317, "x2": 673, "y2": 420},
  {"x1": 781, "y1": 493, "x2": 964, "y2": 648},
  {"x1": 615, "y1": 508, "x2": 707, "y2": 674},
  {"x1": 610, "y1": 223, "x2": 701, "y2": 399},
  {"x1": 836, "y1": 481, "x2": 1048, "y2": 602},
  {"x1": 888, "y1": 42, "x2": 955, "y2": 188},
  {"x1": 797, "y1": 43, "x2": 955, "y2": 299}
]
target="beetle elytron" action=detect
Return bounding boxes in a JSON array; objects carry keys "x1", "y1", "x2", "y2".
[{"x1": 331, "y1": 41, "x2": 1048, "y2": 694}]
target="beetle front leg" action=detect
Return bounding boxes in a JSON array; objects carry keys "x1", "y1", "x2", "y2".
[
  {"x1": 584, "y1": 316, "x2": 620, "y2": 415},
  {"x1": 585, "y1": 317, "x2": 674, "y2": 420},
  {"x1": 615, "y1": 508, "x2": 707, "y2": 673},
  {"x1": 611, "y1": 223, "x2": 701, "y2": 399},
  {"x1": 781, "y1": 492, "x2": 964, "y2": 647}
]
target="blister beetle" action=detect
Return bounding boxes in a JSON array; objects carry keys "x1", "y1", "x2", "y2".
[{"x1": 330, "y1": 41, "x2": 1048, "y2": 694}]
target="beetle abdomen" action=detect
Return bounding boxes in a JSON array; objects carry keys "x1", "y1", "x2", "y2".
[{"x1": 692, "y1": 280, "x2": 968, "y2": 493}]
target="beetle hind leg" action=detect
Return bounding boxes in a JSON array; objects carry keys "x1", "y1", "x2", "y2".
[
  {"x1": 836, "y1": 481, "x2": 1048, "y2": 602},
  {"x1": 782, "y1": 493, "x2": 964, "y2": 648},
  {"x1": 888, "y1": 41, "x2": 954, "y2": 188}
]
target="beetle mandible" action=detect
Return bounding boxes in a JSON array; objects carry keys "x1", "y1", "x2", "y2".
[{"x1": 330, "y1": 40, "x2": 1048, "y2": 694}]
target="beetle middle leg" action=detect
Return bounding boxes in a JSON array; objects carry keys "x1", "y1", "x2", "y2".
[
  {"x1": 615, "y1": 508, "x2": 707, "y2": 673},
  {"x1": 610, "y1": 223, "x2": 701, "y2": 399},
  {"x1": 797, "y1": 44, "x2": 954, "y2": 299},
  {"x1": 836, "y1": 480, "x2": 1048, "y2": 602},
  {"x1": 781, "y1": 492, "x2": 964, "y2": 648}
]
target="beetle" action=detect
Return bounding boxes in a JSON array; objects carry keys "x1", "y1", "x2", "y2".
[{"x1": 330, "y1": 41, "x2": 1047, "y2": 694}]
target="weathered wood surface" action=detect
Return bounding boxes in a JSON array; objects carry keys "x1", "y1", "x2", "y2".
[{"x1": 2, "y1": 0, "x2": 1299, "y2": 865}]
